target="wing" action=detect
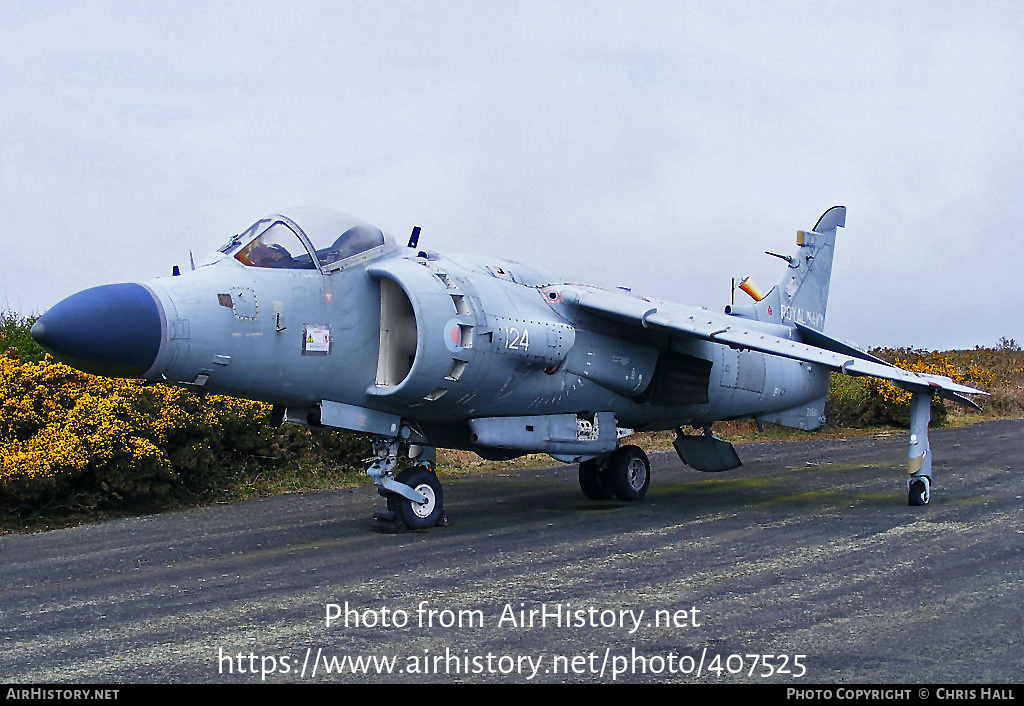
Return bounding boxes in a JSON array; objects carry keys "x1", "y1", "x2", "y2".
[{"x1": 572, "y1": 288, "x2": 987, "y2": 409}]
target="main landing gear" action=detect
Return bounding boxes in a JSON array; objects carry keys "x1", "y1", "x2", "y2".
[
  {"x1": 367, "y1": 438, "x2": 449, "y2": 533},
  {"x1": 578, "y1": 445, "x2": 651, "y2": 501}
]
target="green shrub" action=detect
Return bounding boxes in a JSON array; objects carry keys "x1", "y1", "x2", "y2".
[{"x1": 0, "y1": 310, "x2": 45, "y2": 363}]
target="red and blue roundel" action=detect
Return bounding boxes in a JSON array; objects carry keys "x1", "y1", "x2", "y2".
[{"x1": 444, "y1": 318, "x2": 463, "y2": 353}]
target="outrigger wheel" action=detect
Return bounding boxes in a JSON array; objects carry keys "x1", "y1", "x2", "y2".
[
  {"x1": 578, "y1": 445, "x2": 651, "y2": 502},
  {"x1": 906, "y1": 392, "x2": 933, "y2": 507},
  {"x1": 908, "y1": 476, "x2": 930, "y2": 506}
]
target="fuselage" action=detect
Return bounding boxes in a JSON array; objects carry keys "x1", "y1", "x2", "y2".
[{"x1": 33, "y1": 208, "x2": 829, "y2": 455}]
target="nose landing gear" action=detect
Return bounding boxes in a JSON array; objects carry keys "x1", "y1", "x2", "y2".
[
  {"x1": 367, "y1": 439, "x2": 448, "y2": 532},
  {"x1": 386, "y1": 466, "x2": 446, "y2": 529}
]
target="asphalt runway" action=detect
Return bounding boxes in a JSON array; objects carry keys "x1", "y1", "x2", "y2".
[{"x1": 2, "y1": 419, "x2": 1021, "y2": 684}]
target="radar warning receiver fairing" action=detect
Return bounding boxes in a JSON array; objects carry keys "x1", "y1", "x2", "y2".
[{"x1": 32, "y1": 206, "x2": 986, "y2": 530}]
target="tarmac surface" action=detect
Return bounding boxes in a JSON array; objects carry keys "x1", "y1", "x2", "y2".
[{"x1": 1, "y1": 419, "x2": 1022, "y2": 684}]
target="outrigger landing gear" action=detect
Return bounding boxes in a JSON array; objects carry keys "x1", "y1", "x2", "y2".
[
  {"x1": 578, "y1": 445, "x2": 651, "y2": 501},
  {"x1": 907, "y1": 391, "x2": 933, "y2": 506},
  {"x1": 367, "y1": 439, "x2": 449, "y2": 532}
]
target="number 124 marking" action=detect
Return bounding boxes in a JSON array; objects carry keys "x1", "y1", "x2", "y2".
[{"x1": 505, "y1": 327, "x2": 530, "y2": 351}]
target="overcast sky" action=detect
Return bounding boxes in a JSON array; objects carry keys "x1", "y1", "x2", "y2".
[{"x1": 2, "y1": 1, "x2": 1021, "y2": 350}]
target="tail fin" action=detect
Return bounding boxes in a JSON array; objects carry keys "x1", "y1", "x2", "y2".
[
  {"x1": 774, "y1": 205, "x2": 844, "y2": 332},
  {"x1": 757, "y1": 203, "x2": 843, "y2": 329},
  {"x1": 726, "y1": 206, "x2": 845, "y2": 332}
]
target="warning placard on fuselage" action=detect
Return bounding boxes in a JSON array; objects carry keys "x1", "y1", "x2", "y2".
[{"x1": 303, "y1": 325, "x2": 331, "y2": 355}]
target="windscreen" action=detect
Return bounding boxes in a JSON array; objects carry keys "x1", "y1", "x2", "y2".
[{"x1": 233, "y1": 222, "x2": 317, "y2": 270}]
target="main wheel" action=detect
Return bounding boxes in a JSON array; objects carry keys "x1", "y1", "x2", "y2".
[
  {"x1": 908, "y1": 477, "x2": 929, "y2": 506},
  {"x1": 387, "y1": 467, "x2": 444, "y2": 529},
  {"x1": 607, "y1": 445, "x2": 651, "y2": 501},
  {"x1": 579, "y1": 458, "x2": 613, "y2": 500}
]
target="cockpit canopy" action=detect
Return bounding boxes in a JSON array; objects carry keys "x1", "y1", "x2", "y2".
[{"x1": 220, "y1": 207, "x2": 395, "y2": 273}]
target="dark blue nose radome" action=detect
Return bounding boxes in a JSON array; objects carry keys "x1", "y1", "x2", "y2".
[{"x1": 31, "y1": 283, "x2": 163, "y2": 378}]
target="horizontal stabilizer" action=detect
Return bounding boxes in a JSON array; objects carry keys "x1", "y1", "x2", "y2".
[{"x1": 795, "y1": 324, "x2": 890, "y2": 366}]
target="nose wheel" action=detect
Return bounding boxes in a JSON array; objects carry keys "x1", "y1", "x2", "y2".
[{"x1": 385, "y1": 467, "x2": 446, "y2": 529}]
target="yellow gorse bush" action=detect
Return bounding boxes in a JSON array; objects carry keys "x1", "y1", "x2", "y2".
[
  {"x1": 0, "y1": 353, "x2": 273, "y2": 504},
  {"x1": 826, "y1": 346, "x2": 1013, "y2": 428},
  {"x1": 866, "y1": 354, "x2": 994, "y2": 409}
]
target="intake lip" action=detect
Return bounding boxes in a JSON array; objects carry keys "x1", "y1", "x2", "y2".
[{"x1": 31, "y1": 283, "x2": 163, "y2": 378}]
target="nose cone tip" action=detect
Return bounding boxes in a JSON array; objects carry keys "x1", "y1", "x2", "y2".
[
  {"x1": 30, "y1": 319, "x2": 46, "y2": 343},
  {"x1": 35, "y1": 283, "x2": 162, "y2": 378}
]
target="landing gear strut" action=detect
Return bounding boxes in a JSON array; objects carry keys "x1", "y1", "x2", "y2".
[
  {"x1": 907, "y1": 392, "x2": 933, "y2": 506},
  {"x1": 367, "y1": 439, "x2": 448, "y2": 532},
  {"x1": 578, "y1": 445, "x2": 651, "y2": 501}
]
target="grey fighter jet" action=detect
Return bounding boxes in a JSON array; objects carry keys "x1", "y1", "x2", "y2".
[{"x1": 31, "y1": 206, "x2": 986, "y2": 530}]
